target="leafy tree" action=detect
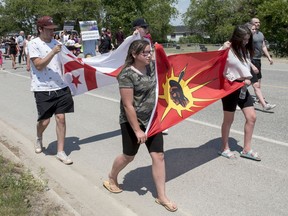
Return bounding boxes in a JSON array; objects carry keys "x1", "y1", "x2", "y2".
[
  {"x1": 0, "y1": 0, "x2": 178, "y2": 44},
  {"x1": 101, "y1": 0, "x2": 178, "y2": 42},
  {"x1": 257, "y1": 0, "x2": 288, "y2": 57},
  {"x1": 184, "y1": 0, "x2": 288, "y2": 56}
]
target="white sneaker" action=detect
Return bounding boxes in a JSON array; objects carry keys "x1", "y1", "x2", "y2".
[
  {"x1": 56, "y1": 151, "x2": 73, "y2": 165},
  {"x1": 263, "y1": 103, "x2": 276, "y2": 111},
  {"x1": 162, "y1": 129, "x2": 169, "y2": 134},
  {"x1": 35, "y1": 138, "x2": 43, "y2": 154}
]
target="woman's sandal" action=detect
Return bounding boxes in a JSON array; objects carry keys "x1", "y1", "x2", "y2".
[
  {"x1": 218, "y1": 149, "x2": 236, "y2": 159},
  {"x1": 155, "y1": 198, "x2": 178, "y2": 212},
  {"x1": 103, "y1": 180, "x2": 123, "y2": 193},
  {"x1": 240, "y1": 150, "x2": 261, "y2": 161}
]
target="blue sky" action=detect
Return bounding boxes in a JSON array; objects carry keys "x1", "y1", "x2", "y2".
[{"x1": 170, "y1": 0, "x2": 190, "y2": 25}]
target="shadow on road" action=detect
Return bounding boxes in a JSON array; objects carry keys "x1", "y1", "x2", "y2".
[
  {"x1": 43, "y1": 129, "x2": 121, "y2": 155},
  {"x1": 121, "y1": 137, "x2": 241, "y2": 197}
]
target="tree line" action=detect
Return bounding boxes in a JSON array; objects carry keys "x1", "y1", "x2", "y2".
[
  {"x1": 184, "y1": 0, "x2": 288, "y2": 57},
  {"x1": 0, "y1": 0, "x2": 287, "y2": 56}
]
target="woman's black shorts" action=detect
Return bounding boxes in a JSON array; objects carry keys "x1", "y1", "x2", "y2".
[
  {"x1": 120, "y1": 122, "x2": 164, "y2": 156},
  {"x1": 222, "y1": 88, "x2": 254, "y2": 112}
]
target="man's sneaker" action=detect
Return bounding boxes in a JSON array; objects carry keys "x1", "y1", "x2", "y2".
[
  {"x1": 56, "y1": 151, "x2": 73, "y2": 165},
  {"x1": 263, "y1": 103, "x2": 276, "y2": 111},
  {"x1": 35, "y1": 138, "x2": 43, "y2": 153}
]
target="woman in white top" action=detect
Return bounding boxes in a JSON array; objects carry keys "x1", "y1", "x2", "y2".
[{"x1": 219, "y1": 25, "x2": 261, "y2": 161}]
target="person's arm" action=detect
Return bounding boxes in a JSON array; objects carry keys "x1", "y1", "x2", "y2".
[
  {"x1": 16, "y1": 37, "x2": 20, "y2": 52},
  {"x1": 250, "y1": 62, "x2": 259, "y2": 74},
  {"x1": 26, "y1": 54, "x2": 30, "y2": 72},
  {"x1": 30, "y1": 44, "x2": 62, "y2": 71},
  {"x1": 120, "y1": 88, "x2": 147, "y2": 144},
  {"x1": 262, "y1": 40, "x2": 273, "y2": 65}
]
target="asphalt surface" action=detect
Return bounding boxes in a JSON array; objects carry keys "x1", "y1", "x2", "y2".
[{"x1": 0, "y1": 55, "x2": 287, "y2": 216}]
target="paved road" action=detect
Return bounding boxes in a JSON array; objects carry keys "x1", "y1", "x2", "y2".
[{"x1": 0, "y1": 56, "x2": 287, "y2": 216}]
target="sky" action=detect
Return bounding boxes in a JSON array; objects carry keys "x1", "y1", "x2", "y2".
[{"x1": 170, "y1": 0, "x2": 190, "y2": 26}]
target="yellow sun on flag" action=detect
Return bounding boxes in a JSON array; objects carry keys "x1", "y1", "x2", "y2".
[{"x1": 158, "y1": 65, "x2": 216, "y2": 121}]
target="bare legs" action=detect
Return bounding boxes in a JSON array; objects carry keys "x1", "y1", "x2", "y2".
[
  {"x1": 37, "y1": 118, "x2": 50, "y2": 139},
  {"x1": 55, "y1": 114, "x2": 66, "y2": 152},
  {"x1": 11, "y1": 54, "x2": 16, "y2": 69},
  {"x1": 242, "y1": 107, "x2": 256, "y2": 153},
  {"x1": 221, "y1": 107, "x2": 256, "y2": 153},
  {"x1": 108, "y1": 154, "x2": 134, "y2": 187},
  {"x1": 252, "y1": 80, "x2": 266, "y2": 107},
  {"x1": 107, "y1": 151, "x2": 177, "y2": 210},
  {"x1": 36, "y1": 113, "x2": 67, "y2": 152}
]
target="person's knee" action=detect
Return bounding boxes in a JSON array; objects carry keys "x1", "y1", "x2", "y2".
[
  {"x1": 248, "y1": 114, "x2": 257, "y2": 124},
  {"x1": 150, "y1": 152, "x2": 164, "y2": 162},
  {"x1": 253, "y1": 82, "x2": 260, "y2": 89},
  {"x1": 123, "y1": 154, "x2": 135, "y2": 163},
  {"x1": 39, "y1": 118, "x2": 50, "y2": 127},
  {"x1": 55, "y1": 114, "x2": 65, "y2": 124}
]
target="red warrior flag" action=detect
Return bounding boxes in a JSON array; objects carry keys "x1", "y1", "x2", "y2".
[{"x1": 147, "y1": 44, "x2": 243, "y2": 137}]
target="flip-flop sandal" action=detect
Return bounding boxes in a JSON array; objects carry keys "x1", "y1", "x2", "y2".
[
  {"x1": 240, "y1": 150, "x2": 261, "y2": 161},
  {"x1": 103, "y1": 180, "x2": 123, "y2": 193},
  {"x1": 155, "y1": 198, "x2": 178, "y2": 212},
  {"x1": 218, "y1": 149, "x2": 236, "y2": 159}
]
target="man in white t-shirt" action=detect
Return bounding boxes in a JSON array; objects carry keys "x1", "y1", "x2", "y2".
[{"x1": 28, "y1": 16, "x2": 74, "y2": 165}]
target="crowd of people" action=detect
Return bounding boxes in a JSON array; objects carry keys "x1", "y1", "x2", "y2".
[
  {"x1": 0, "y1": 23, "x2": 125, "y2": 69},
  {"x1": 0, "y1": 32, "x2": 34, "y2": 69},
  {"x1": 0, "y1": 15, "x2": 277, "y2": 212}
]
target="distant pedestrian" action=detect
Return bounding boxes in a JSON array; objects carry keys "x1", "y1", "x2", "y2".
[
  {"x1": 114, "y1": 27, "x2": 125, "y2": 48},
  {"x1": 98, "y1": 28, "x2": 112, "y2": 54},
  {"x1": 8, "y1": 37, "x2": 17, "y2": 69},
  {"x1": 23, "y1": 35, "x2": 32, "y2": 71},
  {"x1": 0, "y1": 49, "x2": 3, "y2": 69},
  {"x1": 28, "y1": 16, "x2": 74, "y2": 165},
  {"x1": 250, "y1": 17, "x2": 276, "y2": 111},
  {"x1": 16, "y1": 31, "x2": 25, "y2": 64}
]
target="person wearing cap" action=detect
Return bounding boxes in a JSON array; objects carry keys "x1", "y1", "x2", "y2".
[
  {"x1": 27, "y1": 16, "x2": 74, "y2": 165},
  {"x1": 132, "y1": 18, "x2": 150, "y2": 39}
]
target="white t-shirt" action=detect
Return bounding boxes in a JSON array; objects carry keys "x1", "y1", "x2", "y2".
[
  {"x1": 28, "y1": 37, "x2": 67, "y2": 91},
  {"x1": 223, "y1": 49, "x2": 252, "y2": 81}
]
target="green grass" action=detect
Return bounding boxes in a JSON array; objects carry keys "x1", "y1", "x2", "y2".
[
  {"x1": 0, "y1": 155, "x2": 45, "y2": 216},
  {"x1": 163, "y1": 43, "x2": 221, "y2": 55}
]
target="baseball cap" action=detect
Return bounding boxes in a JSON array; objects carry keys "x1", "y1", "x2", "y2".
[
  {"x1": 132, "y1": 18, "x2": 149, "y2": 28},
  {"x1": 37, "y1": 16, "x2": 58, "y2": 29}
]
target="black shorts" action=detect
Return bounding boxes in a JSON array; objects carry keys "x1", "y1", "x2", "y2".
[
  {"x1": 250, "y1": 59, "x2": 262, "y2": 83},
  {"x1": 120, "y1": 122, "x2": 164, "y2": 156},
  {"x1": 34, "y1": 87, "x2": 74, "y2": 121},
  {"x1": 222, "y1": 88, "x2": 254, "y2": 112}
]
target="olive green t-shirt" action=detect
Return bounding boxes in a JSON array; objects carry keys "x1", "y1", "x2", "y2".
[{"x1": 118, "y1": 62, "x2": 156, "y2": 127}]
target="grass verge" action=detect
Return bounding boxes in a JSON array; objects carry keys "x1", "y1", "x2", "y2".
[{"x1": 0, "y1": 154, "x2": 45, "y2": 215}]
